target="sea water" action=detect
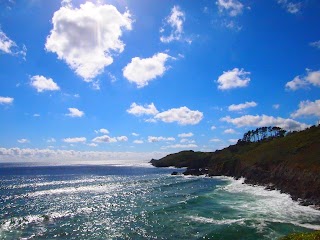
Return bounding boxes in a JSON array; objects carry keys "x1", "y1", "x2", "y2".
[{"x1": 0, "y1": 162, "x2": 320, "y2": 239}]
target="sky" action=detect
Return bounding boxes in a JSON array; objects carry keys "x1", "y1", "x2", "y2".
[{"x1": 0, "y1": 0, "x2": 319, "y2": 163}]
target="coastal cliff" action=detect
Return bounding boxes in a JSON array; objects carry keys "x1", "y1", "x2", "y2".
[{"x1": 151, "y1": 125, "x2": 320, "y2": 207}]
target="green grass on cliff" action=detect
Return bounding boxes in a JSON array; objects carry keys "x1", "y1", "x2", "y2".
[
  {"x1": 280, "y1": 230, "x2": 320, "y2": 240},
  {"x1": 152, "y1": 125, "x2": 320, "y2": 171}
]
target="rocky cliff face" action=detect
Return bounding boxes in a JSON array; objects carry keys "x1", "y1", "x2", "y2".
[{"x1": 151, "y1": 125, "x2": 320, "y2": 208}]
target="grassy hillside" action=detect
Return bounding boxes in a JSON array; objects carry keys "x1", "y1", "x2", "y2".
[
  {"x1": 280, "y1": 231, "x2": 320, "y2": 240},
  {"x1": 151, "y1": 125, "x2": 320, "y2": 206}
]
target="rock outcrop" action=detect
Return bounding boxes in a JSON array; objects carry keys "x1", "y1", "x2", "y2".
[{"x1": 151, "y1": 125, "x2": 320, "y2": 208}]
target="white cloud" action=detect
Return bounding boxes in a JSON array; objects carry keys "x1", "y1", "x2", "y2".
[
  {"x1": 228, "y1": 101, "x2": 257, "y2": 111},
  {"x1": 87, "y1": 143, "x2": 98, "y2": 147},
  {"x1": 117, "y1": 136, "x2": 128, "y2": 142},
  {"x1": 17, "y1": 139, "x2": 29, "y2": 143},
  {"x1": 128, "y1": 103, "x2": 203, "y2": 125},
  {"x1": 180, "y1": 138, "x2": 195, "y2": 144},
  {"x1": 216, "y1": 0, "x2": 244, "y2": 17},
  {"x1": 46, "y1": 138, "x2": 56, "y2": 143},
  {"x1": 155, "y1": 106, "x2": 203, "y2": 125},
  {"x1": 161, "y1": 143, "x2": 198, "y2": 149},
  {"x1": 178, "y1": 132, "x2": 193, "y2": 138},
  {"x1": 0, "y1": 96, "x2": 14, "y2": 104},
  {"x1": 285, "y1": 69, "x2": 320, "y2": 91},
  {"x1": 0, "y1": 147, "x2": 169, "y2": 163},
  {"x1": 95, "y1": 128, "x2": 109, "y2": 134},
  {"x1": 45, "y1": 2, "x2": 132, "y2": 81},
  {"x1": 133, "y1": 140, "x2": 143, "y2": 144},
  {"x1": 160, "y1": 5, "x2": 186, "y2": 43},
  {"x1": 0, "y1": 29, "x2": 26, "y2": 57},
  {"x1": 132, "y1": 133, "x2": 139, "y2": 137},
  {"x1": 285, "y1": 76, "x2": 308, "y2": 90},
  {"x1": 273, "y1": 104, "x2": 280, "y2": 110},
  {"x1": 217, "y1": 68, "x2": 250, "y2": 90},
  {"x1": 66, "y1": 108, "x2": 84, "y2": 118},
  {"x1": 210, "y1": 138, "x2": 221, "y2": 142},
  {"x1": 291, "y1": 99, "x2": 320, "y2": 118},
  {"x1": 63, "y1": 137, "x2": 86, "y2": 143},
  {"x1": 224, "y1": 128, "x2": 236, "y2": 134},
  {"x1": 223, "y1": 20, "x2": 242, "y2": 31},
  {"x1": 148, "y1": 136, "x2": 175, "y2": 143},
  {"x1": 33, "y1": 114, "x2": 40, "y2": 117},
  {"x1": 30, "y1": 75, "x2": 60, "y2": 92},
  {"x1": 123, "y1": 53, "x2": 171, "y2": 88},
  {"x1": 92, "y1": 135, "x2": 117, "y2": 143},
  {"x1": 306, "y1": 70, "x2": 320, "y2": 87},
  {"x1": 310, "y1": 40, "x2": 320, "y2": 49},
  {"x1": 211, "y1": 125, "x2": 217, "y2": 130},
  {"x1": 0, "y1": 30, "x2": 16, "y2": 54},
  {"x1": 127, "y1": 102, "x2": 159, "y2": 116},
  {"x1": 228, "y1": 138, "x2": 238, "y2": 143},
  {"x1": 221, "y1": 114, "x2": 309, "y2": 131},
  {"x1": 277, "y1": 0, "x2": 301, "y2": 14}
]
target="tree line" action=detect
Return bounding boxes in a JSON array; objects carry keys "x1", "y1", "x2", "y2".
[{"x1": 241, "y1": 126, "x2": 287, "y2": 143}]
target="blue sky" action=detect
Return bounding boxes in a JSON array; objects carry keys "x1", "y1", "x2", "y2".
[{"x1": 0, "y1": 0, "x2": 319, "y2": 163}]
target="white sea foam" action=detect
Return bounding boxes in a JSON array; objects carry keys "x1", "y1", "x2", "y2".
[
  {"x1": 212, "y1": 176, "x2": 320, "y2": 230},
  {"x1": 6, "y1": 178, "x2": 106, "y2": 190},
  {"x1": 188, "y1": 216, "x2": 246, "y2": 225},
  {"x1": 27, "y1": 184, "x2": 120, "y2": 197},
  {"x1": 0, "y1": 208, "x2": 94, "y2": 231}
]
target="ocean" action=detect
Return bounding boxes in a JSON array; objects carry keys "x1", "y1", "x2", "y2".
[{"x1": 0, "y1": 162, "x2": 320, "y2": 239}]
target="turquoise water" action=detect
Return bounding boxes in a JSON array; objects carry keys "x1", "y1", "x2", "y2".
[{"x1": 0, "y1": 163, "x2": 320, "y2": 239}]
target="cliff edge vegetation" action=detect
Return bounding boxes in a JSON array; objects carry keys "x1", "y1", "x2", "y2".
[{"x1": 150, "y1": 125, "x2": 320, "y2": 207}]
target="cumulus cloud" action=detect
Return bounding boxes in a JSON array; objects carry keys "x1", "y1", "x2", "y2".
[
  {"x1": 310, "y1": 40, "x2": 320, "y2": 49},
  {"x1": 221, "y1": 114, "x2": 309, "y2": 131},
  {"x1": 17, "y1": 139, "x2": 29, "y2": 143},
  {"x1": 123, "y1": 53, "x2": 171, "y2": 88},
  {"x1": 128, "y1": 103, "x2": 203, "y2": 125},
  {"x1": 291, "y1": 99, "x2": 320, "y2": 118},
  {"x1": 30, "y1": 75, "x2": 60, "y2": 92},
  {"x1": 161, "y1": 143, "x2": 198, "y2": 149},
  {"x1": 277, "y1": 0, "x2": 301, "y2": 14},
  {"x1": 133, "y1": 140, "x2": 143, "y2": 144},
  {"x1": 211, "y1": 125, "x2": 217, "y2": 130},
  {"x1": 224, "y1": 128, "x2": 236, "y2": 134},
  {"x1": 0, "y1": 29, "x2": 26, "y2": 57},
  {"x1": 155, "y1": 107, "x2": 203, "y2": 125},
  {"x1": 148, "y1": 136, "x2": 175, "y2": 143},
  {"x1": 63, "y1": 137, "x2": 86, "y2": 143},
  {"x1": 178, "y1": 132, "x2": 193, "y2": 138},
  {"x1": 92, "y1": 135, "x2": 117, "y2": 143},
  {"x1": 0, "y1": 147, "x2": 168, "y2": 163},
  {"x1": 0, "y1": 96, "x2": 14, "y2": 105},
  {"x1": 228, "y1": 101, "x2": 257, "y2": 111},
  {"x1": 66, "y1": 108, "x2": 84, "y2": 118},
  {"x1": 217, "y1": 68, "x2": 250, "y2": 90},
  {"x1": 285, "y1": 76, "x2": 308, "y2": 90},
  {"x1": 216, "y1": 0, "x2": 244, "y2": 16},
  {"x1": 95, "y1": 128, "x2": 109, "y2": 134},
  {"x1": 285, "y1": 69, "x2": 320, "y2": 90},
  {"x1": 117, "y1": 136, "x2": 128, "y2": 142},
  {"x1": 127, "y1": 102, "x2": 159, "y2": 116},
  {"x1": 132, "y1": 133, "x2": 139, "y2": 137},
  {"x1": 87, "y1": 143, "x2": 98, "y2": 147},
  {"x1": 160, "y1": 5, "x2": 187, "y2": 43},
  {"x1": 45, "y1": 2, "x2": 132, "y2": 81}
]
